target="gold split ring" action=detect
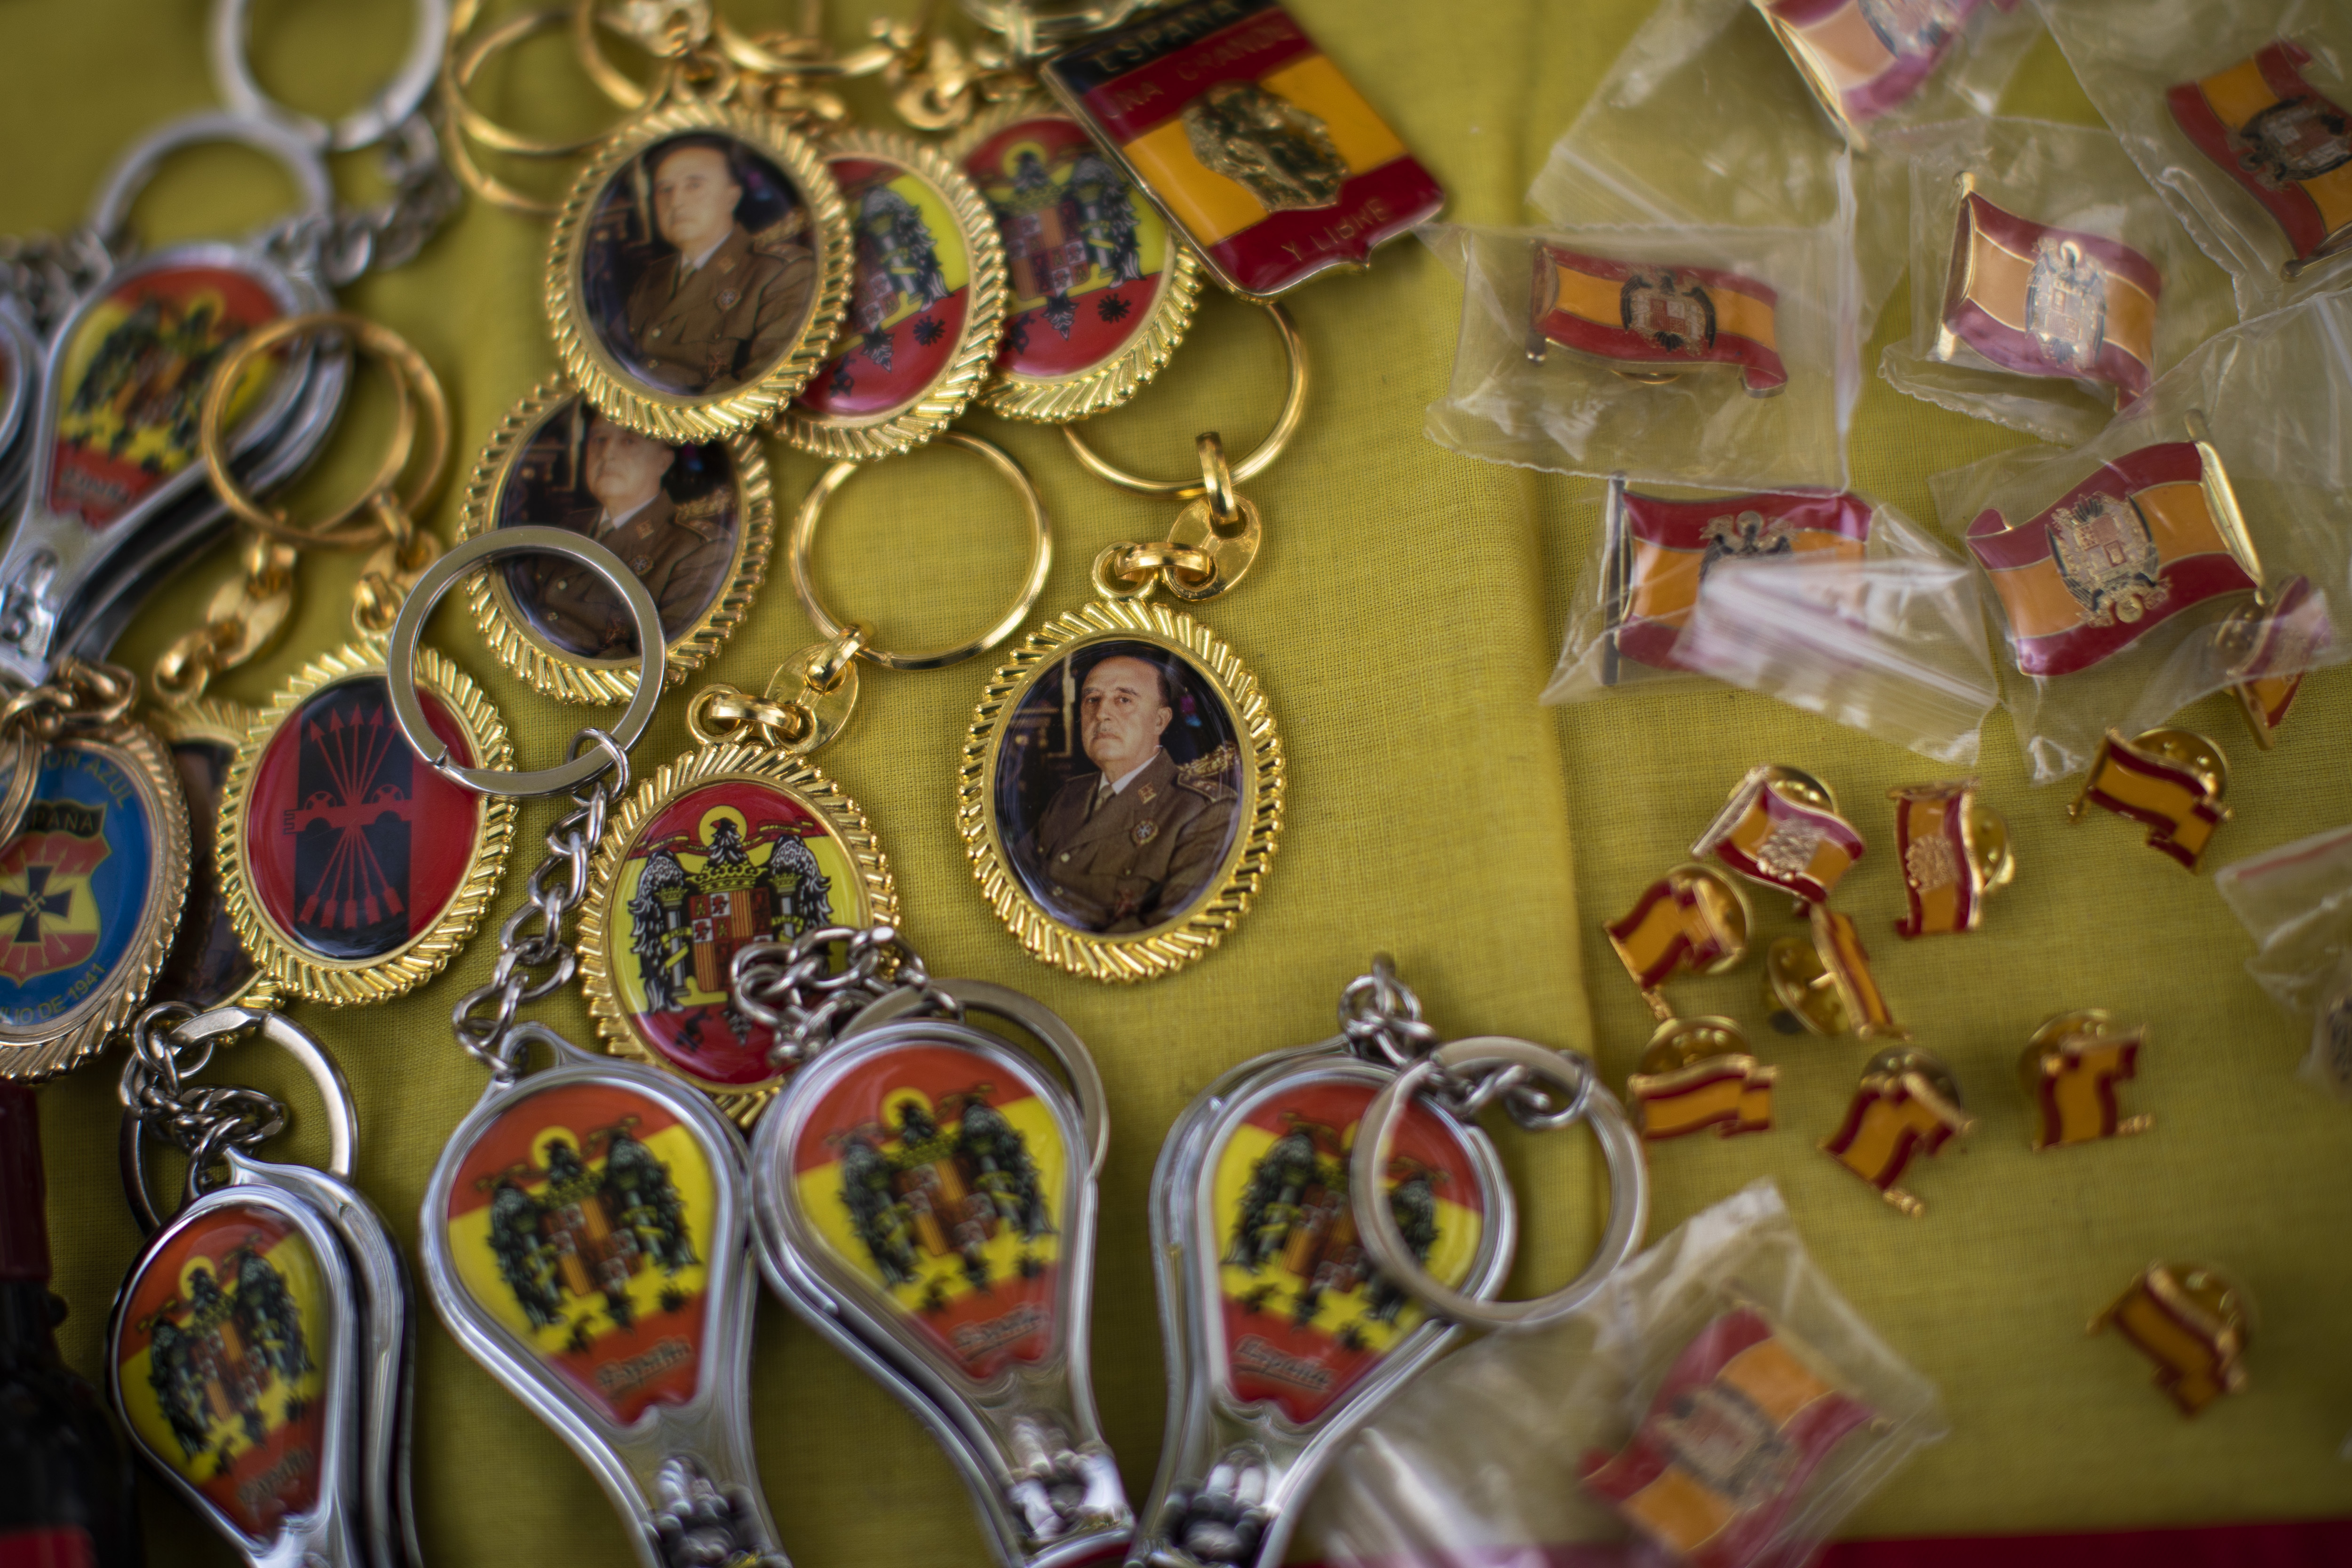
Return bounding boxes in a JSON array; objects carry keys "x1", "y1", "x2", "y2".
[
  {"x1": 1059, "y1": 301, "x2": 1307, "y2": 496},
  {"x1": 790, "y1": 430, "x2": 1051, "y2": 672},
  {"x1": 199, "y1": 312, "x2": 449, "y2": 551}
]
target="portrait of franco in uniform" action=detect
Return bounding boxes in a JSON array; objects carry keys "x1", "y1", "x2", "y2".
[
  {"x1": 585, "y1": 132, "x2": 818, "y2": 396},
  {"x1": 498, "y1": 405, "x2": 739, "y2": 659},
  {"x1": 999, "y1": 640, "x2": 1243, "y2": 935}
]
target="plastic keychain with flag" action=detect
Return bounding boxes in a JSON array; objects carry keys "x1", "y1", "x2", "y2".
[
  {"x1": 729, "y1": 924, "x2": 1133, "y2": 1568},
  {"x1": 1128, "y1": 956, "x2": 1647, "y2": 1568}
]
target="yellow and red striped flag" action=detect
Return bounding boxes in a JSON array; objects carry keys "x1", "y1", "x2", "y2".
[
  {"x1": 2025, "y1": 1023, "x2": 2150, "y2": 1151},
  {"x1": 2094, "y1": 1264, "x2": 2250, "y2": 1416},
  {"x1": 2167, "y1": 40, "x2": 2352, "y2": 273},
  {"x1": 1693, "y1": 766, "x2": 1865, "y2": 907},
  {"x1": 2224, "y1": 575, "x2": 2331, "y2": 748},
  {"x1": 1820, "y1": 1061, "x2": 1971, "y2": 1215},
  {"x1": 1605, "y1": 867, "x2": 1746, "y2": 992},
  {"x1": 1630, "y1": 1051, "x2": 1777, "y2": 1141},
  {"x1": 1890, "y1": 780, "x2": 1986, "y2": 938},
  {"x1": 1939, "y1": 185, "x2": 2161, "y2": 409},
  {"x1": 2072, "y1": 730, "x2": 2232, "y2": 870},
  {"x1": 1528, "y1": 244, "x2": 1787, "y2": 395}
]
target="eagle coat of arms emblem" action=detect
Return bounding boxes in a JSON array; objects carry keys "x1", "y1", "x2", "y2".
[
  {"x1": 627, "y1": 811, "x2": 833, "y2": 1038},
  {"x1": 1621, "y1": 271, "x2": 1717, "y2": 356},
  {"x1": 2024, "y1": 237, "x2": 2107, "y2": 371},
  {"x1": 483, "y1": 1122, "x2": 698, "y2": 1339},
  {"x1": 2238, "y1": 94, "x2": 2352, "y2": 187},
  {"x1": 2048, "y1": 491, "x2": 2167, "y2": 625}
]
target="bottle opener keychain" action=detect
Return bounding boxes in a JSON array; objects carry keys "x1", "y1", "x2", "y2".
[
  {"x1": 388, "y1": 526, "x2": 792, "y2": 1568},
  {"x1": 572, "y1": 427, "x2": 1048, "y2": 1123},
  {"x1": 109, "y1": 1003, "x2": 418, "y2": 1568},
  {"x1": 731, "y1": 923, "x2": 1132, "y2": 1568},
  {"x1": 1131, "y1": 957, "x2": 1648, "y2": 1568}
]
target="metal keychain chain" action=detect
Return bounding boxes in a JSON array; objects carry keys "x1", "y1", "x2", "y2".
[
  {"x1": 1336, "y1": 961, "x2": 1587, "y2": 1133},
  {"x1": 732, "y1": 923, "x2": 961, "y2": 1068},
  {"x1": 118, "y1": 1003, "x2": 289, "y2": 1194}
]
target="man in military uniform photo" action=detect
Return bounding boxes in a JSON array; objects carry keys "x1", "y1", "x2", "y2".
[
  {"x1": 513, "y1": 414, "x2": 733, "y2": 658},
  {"x1": 1015, "y1": 651, "x2": 1238, "y2": 934},
  {"x1": 622, "y1": 135, "x2": 815, "y2": 394}
]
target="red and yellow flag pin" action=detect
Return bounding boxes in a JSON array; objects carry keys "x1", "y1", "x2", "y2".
[
  {"x1": 2020, "y1": 1009, "x2": 2151, "y2": 1152},
  {"x1": 1820, "y1": 1047, "x2": 1972, "y2": 1217},
  {"x1": 2071, "y1": 728, "x2": 2233, "y2": 870},
  {"x1": 2094, "y1": 1262, "x2": 2251, "y2": 1416},
  {"x1": 1626, "y1": 1016, "x2": 1777, "y2": 1142},
  {"x1": 1888, "y1": 779, "x2": 2013, "y2": 938}
]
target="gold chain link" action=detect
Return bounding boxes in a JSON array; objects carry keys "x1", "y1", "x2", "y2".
[{"x1": 151, "y1": 532, "x2": 302, "y2": 707}]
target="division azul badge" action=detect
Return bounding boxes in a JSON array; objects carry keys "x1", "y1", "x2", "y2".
[
  {"x1": 1206, "y1": 1075, "x2": 1484, "y2": 1424},
  {"x1": 220, "y1": 647, "x2": 514, "y2": 1004},
  {"x1": 582, "y1": 745, "x2": 895, "y2": 1120},
  {"x1": 789, "y1": 1042, "x2": 1069, "y2": 1383},
  {"x1": 114, "y1": 1203, "x2": 330, "y2": 1543},
  {"x1": 443, "y1": 1080, "x2": 716, "y2": 1424},
  {"x1": 48, "y1": 264, "x2": 284, "y2": 528},
  {"x1": 0, "y1": 729, "x2": 187, "y2": 1080}
]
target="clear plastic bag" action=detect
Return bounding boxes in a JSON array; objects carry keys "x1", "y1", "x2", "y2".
[
  {"x1": 1426, "y1": 222, "x2": 1859, "y2": 492},
  {"x1": 1306, "y1": 1180, "x2": 1947, "y2": 1568},
  {"x1": 1877, "y1": 117, "x2": 2242, "y2": 445},
  {"x1": 2215, "y1": 826, "x2": 2352, "y2": 1097},
  {"x1": 1529, "y1": 0, "x2": 2035, "y2": 231},
  {"x1": 1926, "y1": 288, "x2": 2352, "y2": 784},
  {"x1": 2038, "y1": 0, "x2": 2352, "y2": 318},
  {"x1": 1542, "y1": 487, "x2": 1992, "y2": 762}
]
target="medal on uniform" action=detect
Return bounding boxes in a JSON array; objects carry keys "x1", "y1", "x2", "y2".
[
  {"x1": 731, "y1": 925, "x2": 1133, "y2": 1568},
  {"x1": 1134, "y1": 957, "x2": 1646, "y2": 1568},
  {"x1": 189, "y1": 316, "x2": 517, "y2": 1007},
  {"x1": 541, "y1": 11, "x2": 857, "y2": 441},
  {"x1": 384, "y1": 518, "x2": 794, "y2": 1567},
  {"x1": 457, "y1": 377, "x2": 776, "y2": 703},
  {"x1": 111, "y1": 1003, "x2": 419, "y2": 1568}
]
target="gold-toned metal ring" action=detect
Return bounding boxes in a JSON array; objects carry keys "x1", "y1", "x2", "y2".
[
  {"x1": 446, "y1": 5, "x2": 615, "y2": 156},
  {"x1": 1195, "y1": 431, "x2": 1240, "y2": 527},
  {"x1": 200, "y1": 313, "x2": 450, "y2": 551},
  {"x1": 571, "y1": 0, "x2": 725, "y2": 108},
  {"x1": 1058, "y1": 301, "x2": 1306, "y2": 496},
  {"x1": 790, "y1": 430, "x2": 1051, "y2": 672}
]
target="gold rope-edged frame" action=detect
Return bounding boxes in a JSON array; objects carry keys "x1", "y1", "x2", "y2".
[
  {"x1": 943, "y1": 95, "x2": 1205, "y2": 424},
  {"x1": 960, "y1": 599, "x2": 1283, "y2": 982},
  {"x1": 216, "y1": 644, "x2": 516, "y2": 1006},
  {"x1": 577, "y1": 740, "x2": 898, "y2": 1128},
  {"x1": 773, "y1": 127, "x2": 1011, "y2": 462},
  {"x1": 0, "y1": 720, "x2": 191, "y2": 1081},
  {"x1": 545, "y1": 95, "x2": 854, "y2": 443},
  {"x1": 145, "y1": 697, "x2": 281, "y2": 1013},
  {"x1": 457, "y1": 378, "x2": 776, "y2": 705}
]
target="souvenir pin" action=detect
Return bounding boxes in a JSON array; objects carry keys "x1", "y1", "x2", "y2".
[
  {"x1": 2220, "y1": 574, "x2": 2329, "y2": 748},
  {"x1": 111, "y1": 1003, "x2": 417, "y2": 1568},
  {"x1": 1584, "y1": 1307, "x2": 1877, "y2": 1561},
  {"x1": 774, "y1": 127, "x2": 1011, "y2": 459},
  {"x1": 1889, "y1": 779, "x2": 2011, "y2": 937},
  {"x1": 196, "y1": 317, "x2": 516, "y2": 1006},
  {"x1": 1038, "y1": 0, "x2": 1446, "y2": 301},
  {"x1": 732, "y1": 925, "x2": 1132, "y2": 1568},
  {"x1": 1528, "y1": 243, "x2": 1787, "y2": 395},
  {"x1": 1628, "y1": 1016, "x2": 1778, "y2": 1141},
  {"x1": 0, "y1": 664, "x2": 191, "y2": 1082},
  {"x1": 944, "y1": 96, "x2": 1205, "y2": 422},
  {"x1": 965, "y1": 421, "x2": 1291, "y2": 982},
  {"x1": 1132, "y1": 959, "x2": 1645, "y2": 1568},
  {"x1": 0, "y1": 112, "x2": 348, "y2": 688},
  {"x1": 1820, "y1": 1046, "x2": 1971, "y2": 1216},
  {"x1": 1753, "y1": 0, "x2": 2013, "y2": 145},
  {"x1": 2070, "y1": 728, "x2": 2232, "y2": 871},
  {"x1": 1764, "y1": 907, "x2": 1905, "y2": 1038},
  {"x1": 1605, "y1": 862, "x2": 1752, "y2": 999},
  {"x1": 1938, "y1": 175, "x2": 2161, "y2": 409},
  {"x1": 1692, "y1": 764, "x2": 1863, "y2": 911},
  {"x1": 2020, "y1": 1009, "x2": 2151, "y2": 1152},
  {"x1": 390, "y1": 528, "x2": 794, "y2": 1568},
  {"x1": 2167, "y1": 40, "x2": 2352, "y2": 279},
  {"x1": 543, "y1": 10, "x2": 856, "y2": 441},
  {"x1": 457, "y1": 378, "x2": 776, "y2": 703},
  {"x1": 1598, "y1": 482, "x2": 1870, "y2": 681},
  {"x1": 2093, "y1": 1262, "x2": 2250, "y2": 1415},
  {"x1": 1965, "y1": 415, "x2": 2262, "y2": 678}
]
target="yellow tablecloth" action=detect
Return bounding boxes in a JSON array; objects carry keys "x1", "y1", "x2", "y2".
[{"x1": 4, "y1": 3, "x2": 2349, "y2": 1563}]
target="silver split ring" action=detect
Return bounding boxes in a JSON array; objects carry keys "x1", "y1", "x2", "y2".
[
  {"x1": 385, "y1": 526, "x2": 663, "y2": 796},
  {"x1": 1351, "y1": 1035, "x2": 1647, "y2": 1333},
  {"x1": 88, "y1": 110, "x2": 334, "y2": 249},
  {"x1": 210, "y1": 0, "x2": 450, "y2": 151},
  {"x1": 119, "y1": 1007, "x2": 358, "y2": 1236}
]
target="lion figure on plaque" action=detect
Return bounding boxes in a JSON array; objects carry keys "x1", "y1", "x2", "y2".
[
  {"x1": 1182, "y1": 80, "x2": 1347, "y2": 213},
  {"x1": 2024, "y1": 237, "x2": 2106, "y2": 371},
  {"x1": 2049, "y1": 491, "x2": 2167, "y2": 625}
]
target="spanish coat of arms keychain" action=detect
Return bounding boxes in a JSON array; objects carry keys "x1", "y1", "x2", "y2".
[
  {"x1": 1132, "y1": 956, "x2": 1648, "y2": 1568},
  {"x1": 109, "y1": 1002, "x2": 419, "y2": 1568},
  {"x1": 729, "y1": 923, "x2": 1132, "y2": 1568},
  {"x1": 384, "y1": 523, "x2": 794, "y2": 1568}
]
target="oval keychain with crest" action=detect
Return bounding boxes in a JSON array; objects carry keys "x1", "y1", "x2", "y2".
[
  {"x1": 575, "y1": 428, "x2": 1050, "y2": 1123},
  {"x1": 188, "y1": 316, "x2": 518, "y2": 1009},
  {"x1": 1133, "y1": 956, "x2": 1648, "y2": 1568},
  {"x1": 384, "y1": 523, "x2": 794, "y2": 1567},
  {"x1": 109, "y1": 1003, "x2": 419, "y2": 1568},
  {"x1": 729, "y1": 923, "x2": 1134, "y2": 1568},
  {"x1": 542, "y1": 7, "x2": 858, "y2": 442}
]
